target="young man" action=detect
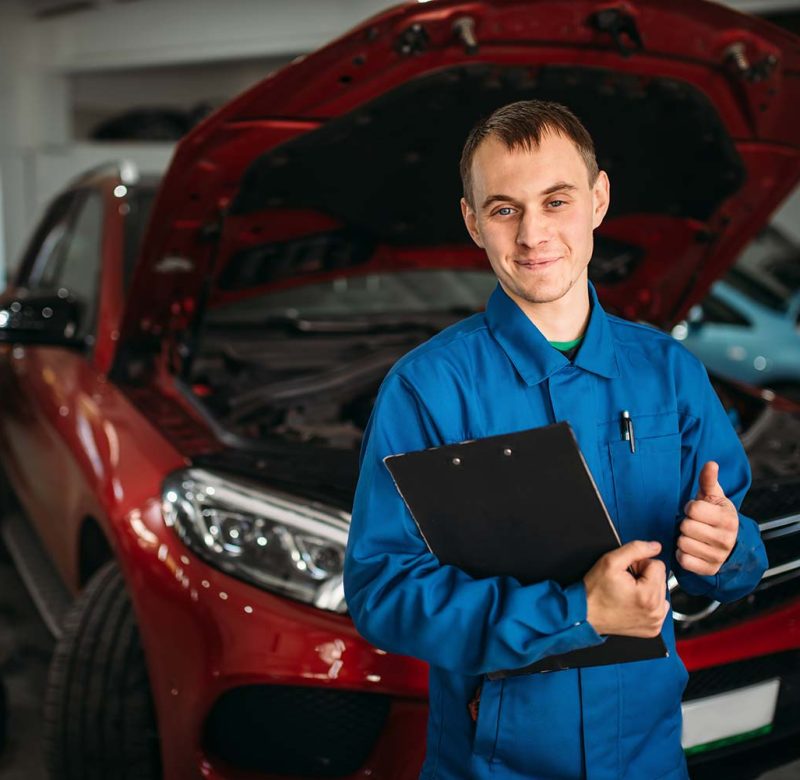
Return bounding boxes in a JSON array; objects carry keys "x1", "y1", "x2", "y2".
[{"x1": 343, "y1": 100, "x2": 767, "y2": 779}]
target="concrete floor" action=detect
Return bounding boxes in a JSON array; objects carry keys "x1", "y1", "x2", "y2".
[{"x1": 0, "y1": 545, "x2": 798, "y2": 780}]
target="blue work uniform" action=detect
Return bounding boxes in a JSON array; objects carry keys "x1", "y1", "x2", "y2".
[{"x1": 344, "y1": 280, "x2": 768, "y2": 780}]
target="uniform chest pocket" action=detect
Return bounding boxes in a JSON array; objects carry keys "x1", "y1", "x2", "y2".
[{"x1": 607, "y1": 431, "x2": 682, "y2": 549}]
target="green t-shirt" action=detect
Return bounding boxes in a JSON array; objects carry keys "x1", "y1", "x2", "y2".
[{"x1": 548, "y1": 334, "x2": 584, "y2": 361}]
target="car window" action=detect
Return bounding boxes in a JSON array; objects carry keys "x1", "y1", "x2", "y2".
[
  {"x1": 15, "y1": 192, "x2": 80, "y2": 289},
  {"x1": 29, "y1": 189, "x2": 105, "y2": 340},
  {"x1": 56, "y1": 191, "x2": 104, "y2": 303}
]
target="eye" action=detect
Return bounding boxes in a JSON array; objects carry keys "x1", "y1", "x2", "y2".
[
  {"x1": 548, "y1": 199, "x2": 566, "y2": 208},
  {"x1": 494, "y1": 206, "x2": 516, "y2": 216}
]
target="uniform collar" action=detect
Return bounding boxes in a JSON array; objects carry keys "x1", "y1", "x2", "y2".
[{"x1": 485, "y1": 279, "x2": 620, "y2": 385}]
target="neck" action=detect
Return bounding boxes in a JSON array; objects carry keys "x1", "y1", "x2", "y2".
[{"x1": 503, "y1": 275, "x2": 591, "y2": 342}]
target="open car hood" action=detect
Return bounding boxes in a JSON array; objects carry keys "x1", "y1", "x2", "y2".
[{"x1": 119, "y1": 0, "x2": 800, "y2": 353}]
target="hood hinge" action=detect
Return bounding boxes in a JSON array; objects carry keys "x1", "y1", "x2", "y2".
[
  {"x1": 724, "y1": 41, "x2": 778, "y2": 83},
  {"x1": 588, "y1": 8, "x2": 644, "y2": 58},
  {"x1": 453, "y1": 16, "x2": 479, "y2": 56}
]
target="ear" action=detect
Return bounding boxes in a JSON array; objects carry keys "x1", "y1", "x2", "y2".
[
  {"x1": 591, "y1": 171, "x2": 611, "y2": 230},
  {"x1": 460, "y1": 197, "x2": 485, "y2": 248}
]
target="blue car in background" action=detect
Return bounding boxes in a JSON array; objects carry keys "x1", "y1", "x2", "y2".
[{"x1": 675, "y1": 226, "x2": 800, "y2": 401}]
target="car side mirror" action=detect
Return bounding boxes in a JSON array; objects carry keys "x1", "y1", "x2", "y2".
[{"x1": 0, "y1": 291, "x2": 86, "y2": 349}]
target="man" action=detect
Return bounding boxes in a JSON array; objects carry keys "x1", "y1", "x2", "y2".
[{"x1": 343, "y1": 100, "x2": 767, "y2": 779}]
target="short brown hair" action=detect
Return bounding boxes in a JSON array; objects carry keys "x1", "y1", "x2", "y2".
[{"x1": 459, "y1": 99, "x2": 599, "y2": 209}]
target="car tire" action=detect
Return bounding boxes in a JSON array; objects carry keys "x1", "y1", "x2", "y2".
[{"x1": 43, "y1": 560, "x2": 161, "y2": 780}]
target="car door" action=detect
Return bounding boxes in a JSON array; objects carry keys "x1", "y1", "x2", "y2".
[{"x1": 0, "y1": 187, "x2": 108, "y2": 583}]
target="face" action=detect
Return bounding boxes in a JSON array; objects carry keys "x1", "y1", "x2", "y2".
[{"x1": 460, "y1": 131, "x2": 610, "y2": 313}]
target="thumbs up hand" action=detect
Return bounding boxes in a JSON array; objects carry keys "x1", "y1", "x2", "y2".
[{"x1": 676, "y1": 461, "x2": 739, "y2": 576}]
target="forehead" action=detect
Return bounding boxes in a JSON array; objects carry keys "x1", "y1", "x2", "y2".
[{"x1": 470, "y1": 131, "x2": 589, "y2": 198}]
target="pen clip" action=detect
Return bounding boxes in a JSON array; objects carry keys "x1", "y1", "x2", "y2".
[{"x1": 621, "y1": 410, "x2": 636, "y2": 454}]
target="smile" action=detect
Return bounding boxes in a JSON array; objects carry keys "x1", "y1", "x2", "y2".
[{"x1": 514, "y1": 257, "x2": 562, "y2": 269}]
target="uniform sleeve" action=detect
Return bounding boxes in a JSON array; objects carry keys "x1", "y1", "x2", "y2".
[
  {"x1": 344, "y1": 372, "x2": 605, "y2": 676},
  {"x1": 672, "y1": 355, "x2": 768, "y2": 602}
]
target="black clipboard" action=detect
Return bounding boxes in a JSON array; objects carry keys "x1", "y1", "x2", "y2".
[{"x1": 384, "y1": 422, "x2": 667, "y2": 677}]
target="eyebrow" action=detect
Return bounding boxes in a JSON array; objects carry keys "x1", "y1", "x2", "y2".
[{"x1": 481, "y1": 182, "x2": 578, "y2": 211}]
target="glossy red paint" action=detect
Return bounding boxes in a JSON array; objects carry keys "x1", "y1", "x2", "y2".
[
  {"x1": 677, "y1": 600, "x2": 800, "y2": 672},
  {"x1": 0, "y1": 2, "x2": 799, "y2": 779},
  {"x1": 119, "y1": 0, "x2": 800, "y2": 348},
  {"x1": 116, "y1": 499, "x2": 428, "y2": 780}
]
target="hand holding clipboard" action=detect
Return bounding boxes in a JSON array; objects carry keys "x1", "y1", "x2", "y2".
[
  {"x1": 384, "y1": 422, "x2": 669, "y2": 677},
  {"x1": 583, "y1": 539, "x2": 671, "y2": 637}
]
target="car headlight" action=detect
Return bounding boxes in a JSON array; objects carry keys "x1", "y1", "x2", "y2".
[{"x1": 161, "y1": 468, "x2": 349, "y2": 613}]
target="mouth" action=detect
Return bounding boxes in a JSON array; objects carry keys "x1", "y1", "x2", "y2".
[{"x1": 514, "y1": 256, "x2": 562, "y2": 269}]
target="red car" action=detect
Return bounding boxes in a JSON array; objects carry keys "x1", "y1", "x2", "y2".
[{"x1": 1, "y1": 1, "x2": 800, "y2": 779}]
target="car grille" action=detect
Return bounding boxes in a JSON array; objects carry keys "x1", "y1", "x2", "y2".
[
  {"x1": 203, "y1": 684, "x2": 390, "y2": 776},
  {"x1": 685, "y1": 650, "x2": 800, "y2": 700},
  {"x1": 672, "y1": 478, "x2": 800, "y2": 637}
]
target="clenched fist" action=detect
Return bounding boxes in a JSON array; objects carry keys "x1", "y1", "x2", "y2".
[
  {"x1": 676, "y1": 460, "x2": 739, "y2": 576},
  {"x1": 584, "y1": 540, "x2": 670, "y2": 638}
]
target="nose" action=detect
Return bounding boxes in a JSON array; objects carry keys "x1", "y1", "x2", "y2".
[{"x1": 516, "y1": 209, "x2": 552, "y2": 249}]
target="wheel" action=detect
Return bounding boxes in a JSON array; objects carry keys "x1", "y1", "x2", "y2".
[{"x1": 43, "y1": 560, "x2": 161, "y2": 779}]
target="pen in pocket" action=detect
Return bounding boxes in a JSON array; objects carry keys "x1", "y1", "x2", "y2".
[{"x1": 621, "y1": 410, "x2": 636, "y2": 454}]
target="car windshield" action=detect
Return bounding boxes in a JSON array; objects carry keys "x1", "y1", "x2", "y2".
[{"x1": 206, "y1": 269, "x2": 498, "y2": 325}]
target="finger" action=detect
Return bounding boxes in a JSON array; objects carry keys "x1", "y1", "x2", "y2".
[
  {"x1": 630, "y1": 558, "x2": 648, "y2": 577},
  {"x1": 676, "y1": 549, "x2": 719, "y2": 576},
  {"x1": 635, "y1": 556, "x2": 667, "y2": 582},
  {"x1": 676, "y1": 535, "x2": 727, "y2": 565},
  {"x1": 609, "y1": 540, "x2": 661, "y2": 569},
  {"x1": 697, "y1": 461, "x2": 725, "y2": 501},
  {"x1": 683, "y1": 500, "x2": 737, "y2": 529},
  {"x1": 679, "y1": 518, "x2": 735, "y2": 549}
]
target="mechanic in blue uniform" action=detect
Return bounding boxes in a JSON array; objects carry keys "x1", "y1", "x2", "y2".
[{"x1": 343, "y1": 100, "x2": 768, "y2": 779}]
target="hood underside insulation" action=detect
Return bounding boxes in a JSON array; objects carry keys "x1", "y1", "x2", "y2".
[{"x1": 231, "y1": 63, "x2": 745, "y2": 246}]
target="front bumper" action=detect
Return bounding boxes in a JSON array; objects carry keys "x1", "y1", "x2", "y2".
[
  {"x1": 678, "y1": 598, "x2": 800, "y2": 767},
  {"x1": 685, "y1": 650, "x2": 800, "y2": 763},
  {"x1": 119, "y1": 498, "x2": 428, "y2": 780},
  {"x1": 121, "y1": 494, "x2": 800, "y2": 778}
]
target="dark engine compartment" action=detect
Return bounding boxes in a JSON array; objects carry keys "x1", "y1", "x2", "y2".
[{"x1": 187, "y1": 297, "x2": 800, "y2": 482}]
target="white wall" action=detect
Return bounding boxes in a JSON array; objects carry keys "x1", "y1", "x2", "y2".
[
  {"x1": 0, "y1": 1, "x2": 40, "y2": 283},
  {"x1": 0, "y1": 0, "x2": 397, "y2": 280},
  {"x1": 1, "y1": 0, "x2": 799, "y2": 281},
  {"x1": 70, "y1": 56, "x2": 294, "y2": 139},
  {"x1": 37, "y1": 0, "x2": 396, "y2": 72}
]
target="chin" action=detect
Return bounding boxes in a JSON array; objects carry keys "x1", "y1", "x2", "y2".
[{"x1": 514, "y1": 281, "x2": 573, "y2": 306}]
